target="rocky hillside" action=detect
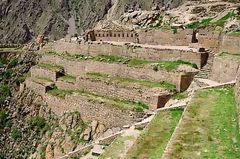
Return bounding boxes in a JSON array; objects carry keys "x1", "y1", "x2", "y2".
[{"x1": 0, "y1": 0, "x2": 185, "y2": 44}]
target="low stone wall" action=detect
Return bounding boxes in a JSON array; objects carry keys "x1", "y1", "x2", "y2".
[
  {"x1": 55, "y1": 80, "x2": 76, "y2": 90},
  {"x1": 59, "y1": 144, "x2": 94, "y2": 159},
  {"x1": 235, "y1": 70, "x2": 240, "y2": 132},
  {"x1": 221, "y1": 35, "x2": 240, "y2": 54},
  {"x1": 25, "y1": 79, "x2": 47, "y2": 96},
  {"x1": 210, "y1": 57, "x2": 239, "y2": 83},
  {"x1": 45, "y1": 94, "x2": 139, "y2": 128},
  {"x1": 53, "y1": 41, "x2": 206, "y2": 68},
  {"x1": 31, "y1": 66, "x2": 57, "y2": 81}
]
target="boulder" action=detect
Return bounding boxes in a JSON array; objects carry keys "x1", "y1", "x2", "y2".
[
  {"x1": 92, "y1": 145, "x2": 104, "y2": 156},
  {"x1": 45, "y1": 144, "x2": 54, "y2": 159}
]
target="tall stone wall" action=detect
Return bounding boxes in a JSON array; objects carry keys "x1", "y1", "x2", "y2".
[
  {"x1": 53, "y1": 41, "x2": 207, "y2": 68},
  {"x1": 138, "y1": 29, "x2": 192, "y2": 46},
  {"x1": 221, "y1": 35, "x2": 240, "y2": 54},
  {"x1": 198, "y1": 29, "x2": 221, "y2": 52},
  {"x1": 210, "y1": 57, "x2": 239, "y2": 83},
  {"x1": 45, "y1": 94, "x2": 139, "y2": 128}
]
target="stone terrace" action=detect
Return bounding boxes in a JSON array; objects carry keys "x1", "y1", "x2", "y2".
[{"x1": 26, "y1": 46, "x2": 199, "y2": 127}]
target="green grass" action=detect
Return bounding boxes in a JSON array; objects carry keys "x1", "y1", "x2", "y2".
[
  {"x1": 125, "y1": 108, "x2": 183, "y2": 159},
  {"x1": 38, "y1": 63, "x2": 64, "y2": 72},
  {"x1": 229, "y1": 31, "x2": 240, "y2": 37},
  {"x1": 187, "y1": 11, "x2": 236, "y2": 29},
  {"x1": 47, "y1": 87, "x2": 149, "y2": 112},
  {"x1": 212, "y1": 11, "x2": 236, "y2": 27},
  {"x1": 28, "y1": 116, "x2": 47, "y2": 131},
  {"x1": 218, "y1": 52, "x2": 240, "y2": 63},
  {"x1": 100, "y1": 136, "x2": 135, "y2": 159},
  {"x1": 87, "y1": 72, "x2": 176, "y2": 90},
  {"x1": 46, "y1": 52, "x2": 197, "y2": 71},
  {"x1": 58, "y1": 75, "x2": 76, "y2": 83},
  {"x1": 187, "y1": 18, "x2": 213, "y2": 29},
  {"x1": 168, "y1": 87, "x2": 240, "y2": 159},
  {"x1": 173, "y1": 92, "x2": 188, "y2": 100},
  {"x1": 11, "y1": 128, "x2": 22, "y2": 141}
]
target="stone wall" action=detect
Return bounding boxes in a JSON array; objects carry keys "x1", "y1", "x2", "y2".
[
  {"x1": 138, "y1": 29, "x2": 192, "y2": 46},
  {"x1": 25, "y1": 79, "x2": 47, "y2": 96},
  {"x1": 52, "y1": 41, "x2": 207, "y2": 68},
  {"x1": 221, "y1": 35, "x2": 240, "y2": 54},
  {"x1": 45, "y1": 94, "x2": 138, "y2": 128},
  {"x1": 198, "y1": 29, "x2": 221, "y2": 52},
  {"x1": 93, "y1": 30, "x2": 138, "y2": 43},
  {"x1": 235, "y1": 70, "x2": 240, "y2": 132},
  {"x1": 55, "y1": 76, "x2": 172, "y2": 110},
  {"x1": 40, "y1": 54, "x2": 197, "y2": 91},
  {"x1": 210, "y1": 57, "x2": 239, "y2": 83},
  {"x1": 31, "y1": 66, "x2": 57, "y2": 81}
]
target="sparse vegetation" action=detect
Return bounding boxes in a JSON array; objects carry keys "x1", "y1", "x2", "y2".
[
  {"x1": 46, "y1": 52, "x2": 197, "y2": 71},
  {"x1": 187, "y1": 18, "x2": 213, "y2": 29},
  {"x1": 168, "y1": 87, "x2": 240, "y2": 158},
  {"x1": 0, "y1": 85, "x2": 10, "y2": 104},
  {"x1": 48, "y1": 87, "x2": 149, "y2": 112},
  {"x1": 11, "y1": 128, "x2": 22, "y2": 141},
  {"x1": 87, "y1": 72, "x2": 176, "y2": 90},
  {"x1": 0, "y1": 110, "x2": 8, "y2": 133},
  {"x1": 173, "y1": 92, "x2": 188, "y2": 100},
  {"x1": 218, "y1": 52, "x2": 240, "y2": 62},
  {"x1": 58, "y1": 75, "x2": 76, "y2": 83},
  {"x1": 100, "y1": 136, "x2": 135, "y2": 159},
  {"x1": 126, "y1": 108, "x2": 183, "y2": 158},
  {"x1": 38, "y1": 63, "x2": 64, "y2": 72},
  {"x1": 187, "y1": 11, "x2": 236, "y2": 29},
  {"x1": 28, "y1": 116, "x2": 47, "y2": 131}
]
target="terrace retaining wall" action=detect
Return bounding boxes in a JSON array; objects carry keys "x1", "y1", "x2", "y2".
[
  {"x1": 53, "y1": 41, "x2": 207, "y2": 68},
  {"x1": 56, "y1": 77, "x2": 172, "y2": 110},
  {"x1": 40, "y1": 55, "x2": 196, "y2": 91},
  {"x1": 210, "y1": 57, "x2": 239, "y2": 83},
  {"x1": 45, "y1": 95, "x2": 139, "y2": 128},
  {"x1": 221, "y1": 35, "x2": 240, "y2": 54},
  {"x1": 31, "y1": 66, "x2": 57, "y2": 82}
]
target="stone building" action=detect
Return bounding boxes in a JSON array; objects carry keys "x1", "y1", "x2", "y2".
[{"x1": 85, "y1": 30, "x2": 139, "y2": 43}]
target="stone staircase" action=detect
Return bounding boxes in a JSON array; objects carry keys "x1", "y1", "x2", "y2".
[{"x1": 195, "y1": 49, "x2": 215, "y2": 79}]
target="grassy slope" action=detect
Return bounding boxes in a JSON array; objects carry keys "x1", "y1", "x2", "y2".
[
  {"x1": 168, "y1": 87, "x2": 240, "y2": 159},
  {"x1": 125, "y1": 109, "x2": 183, "y2": 159}
]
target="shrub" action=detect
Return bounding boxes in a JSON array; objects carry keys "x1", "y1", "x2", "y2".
[
  {"x1": 0, "y1": 110, "x2": 8, "y2": 133},
  {"x1": 0, "y1": 85, "x2": 10, "y2": 104},
  {"x1": 29, "y1": 116, "x2": 47, "y2": 130},
  {"x1": 11, "y1": 128, "x2": 22, "y2": 141}
]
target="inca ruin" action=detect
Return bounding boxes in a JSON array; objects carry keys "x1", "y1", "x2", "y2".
[{"x1": 1, "y1": 0, "x2": 240, "y2": 159}]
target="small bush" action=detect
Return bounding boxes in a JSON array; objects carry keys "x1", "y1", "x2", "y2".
[
  {"x1": 11, "y1": 128, "x2": 22, "y2": 141},
  {"x1": 29, "y1": 116, "x2": 47, "y2": 130},
  {"x1": 0, "y1": 85, "x2": 10, "y2": 104},
  {"x1": 0, "y1": 110, "x2": 8, "y2": 133}
]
